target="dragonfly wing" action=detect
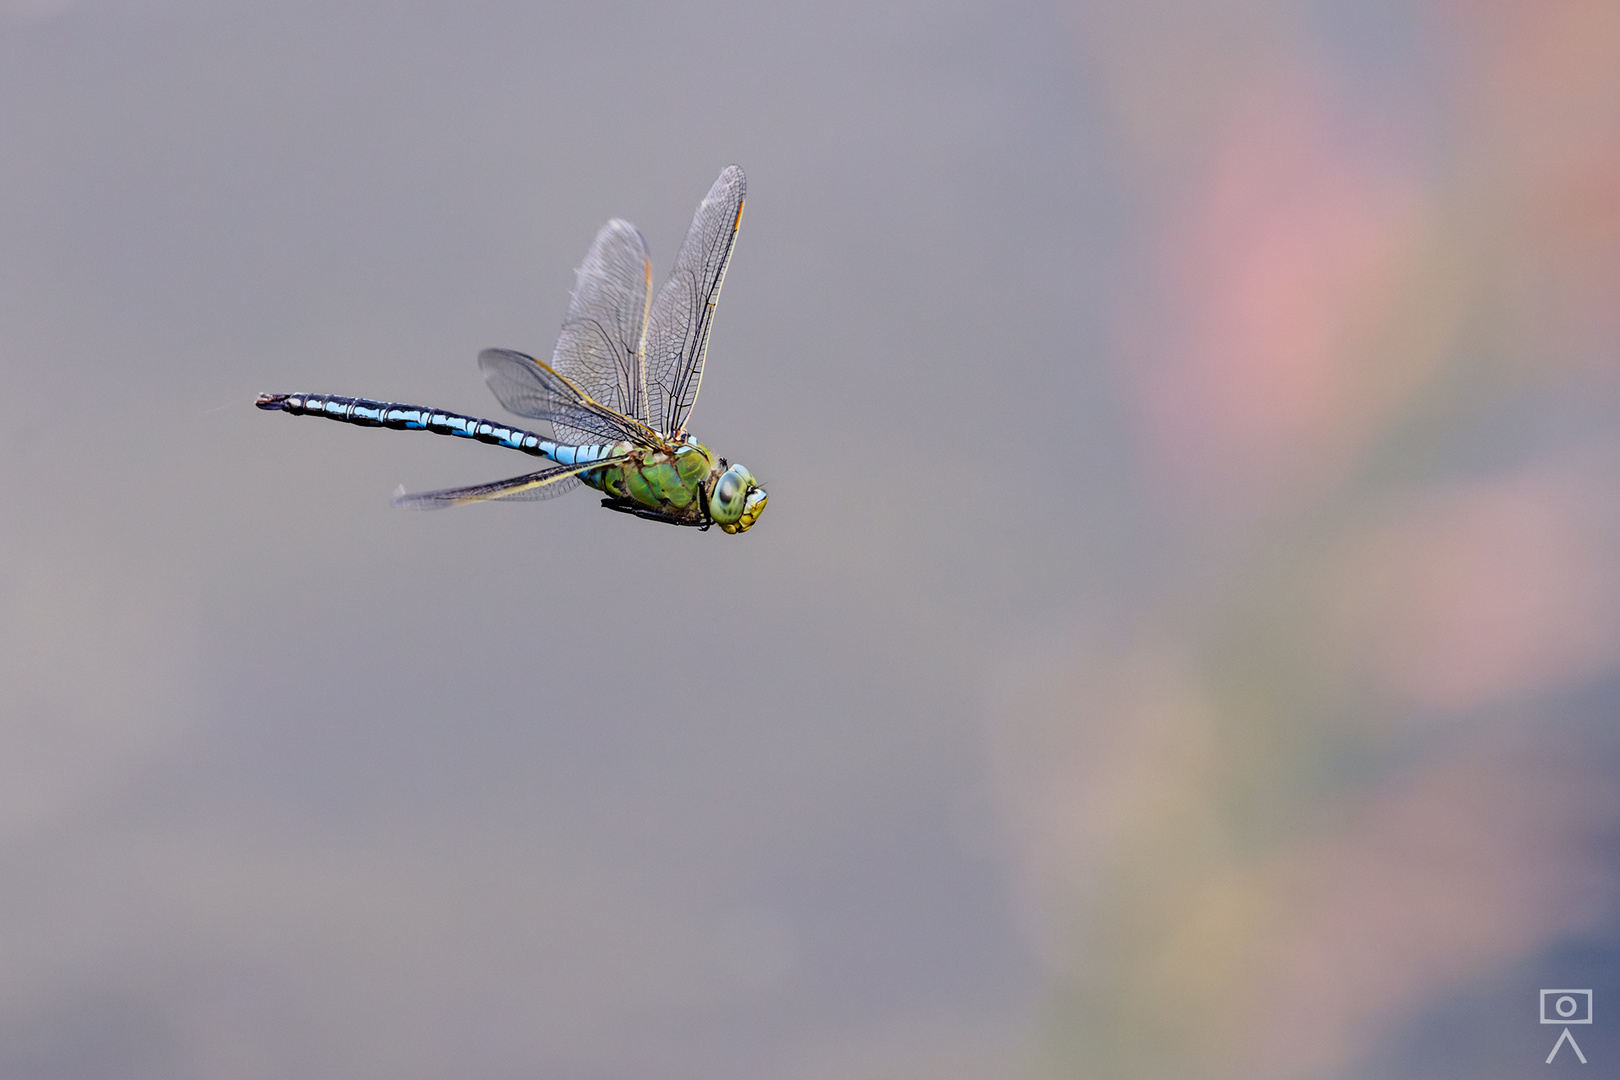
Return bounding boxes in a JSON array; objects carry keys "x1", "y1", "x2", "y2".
[
  {"x1": 479, "y1": 348, "x2": 663, "y2": 448},
  {"x1": 646, "y1": 165, "x2": 745, "y2": 437},
  {"x1": 551, "y1": 219, "x2": 654, "y2": 439},
  {"x1": 392, "y1": 456, "x2": 629, "y2": 510}
]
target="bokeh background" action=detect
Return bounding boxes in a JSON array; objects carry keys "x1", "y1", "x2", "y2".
[{"x1": 2, "y1": 1, "x2": 1618, "y2": 1077}]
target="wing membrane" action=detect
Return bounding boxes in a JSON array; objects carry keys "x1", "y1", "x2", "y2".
[
  {"x1": 646, "y1": 165, "x2": 745, "y2": 437},
  {"x1": 479, "y1": 348, "x2": 664, "y2": 448},
  {"x1": 392, "y1": 456, "x2": 629, "y2": 510},
  {"x1": 550, "y1": 219, "x2": 653, "y2": 437}
]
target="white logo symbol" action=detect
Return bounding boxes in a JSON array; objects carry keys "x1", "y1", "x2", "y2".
[{"x1": 1541, "y1": 989, "x2": 1592, "y2": 1064}]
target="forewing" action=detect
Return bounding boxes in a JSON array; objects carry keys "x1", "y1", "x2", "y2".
[
  {"x1": 479, "y1": 348, "x2": 663, "y2": 448},
  {"x1": 551, "y1": 219, "x2": 653, "y2": 428},
  {"x1": 392, "y1": 456, "x2": 629, "y2": 510},
  {"x1": 646, "y1": 165, "x2": 745, "y2": 437}
]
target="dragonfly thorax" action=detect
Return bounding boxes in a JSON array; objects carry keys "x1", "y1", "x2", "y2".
[{"x1": 581, "y1": 440, "x2": 765, "y2": 532}]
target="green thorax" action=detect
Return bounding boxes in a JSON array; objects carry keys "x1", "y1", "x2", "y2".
[{"x1": 583, "y1": 440, "x2": 716, "y2": 524}]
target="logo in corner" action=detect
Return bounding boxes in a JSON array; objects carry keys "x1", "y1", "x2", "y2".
[{"x1": 1541, "y1": 989, "x2": 1592, "y2": 1065}]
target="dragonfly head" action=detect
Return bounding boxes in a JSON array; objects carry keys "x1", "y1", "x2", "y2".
[{"x1": 709, "y1": 461, "x2": 767, "y2": 534}]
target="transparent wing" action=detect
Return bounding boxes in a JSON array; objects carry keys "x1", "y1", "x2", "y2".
[
  {"x1": 646, "y1": 165, "x2": 745, "y2": 437},
  {"x1": 550, "y1": 219, "x2": 654, "y2": 437},
  {"x1": 479, "y1": 348, "x2": 664, "y2": 448},
  {"x1": 392, "y1": 456, "x2": 629, "y2": 510}
]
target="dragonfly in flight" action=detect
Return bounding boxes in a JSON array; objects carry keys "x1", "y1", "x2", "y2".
[{"x1": 258, "y1": 165, "x2": 767, "y2": 533}]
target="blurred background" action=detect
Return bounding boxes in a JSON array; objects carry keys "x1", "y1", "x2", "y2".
[{"x1": 2, "y1": 1, "x2": 1618, "y2": 1077}]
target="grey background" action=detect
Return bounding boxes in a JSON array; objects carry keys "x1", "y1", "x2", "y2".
[{"x1": 1, "y1": 3, "x2": 1089, "y2": 1077}]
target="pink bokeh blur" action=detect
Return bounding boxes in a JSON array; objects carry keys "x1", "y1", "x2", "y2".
[{"x1": 993, "y1": 3, "x2": 1620, "y2": 1076}]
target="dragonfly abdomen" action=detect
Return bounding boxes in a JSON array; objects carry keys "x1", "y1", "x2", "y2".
[{"x1": 254, "y1": 392, "x2": 622, "y2": 465}]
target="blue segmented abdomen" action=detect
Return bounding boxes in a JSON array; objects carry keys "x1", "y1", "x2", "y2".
[{"x1": 254, "y1": 392, "x2": 623, "y2": 465}]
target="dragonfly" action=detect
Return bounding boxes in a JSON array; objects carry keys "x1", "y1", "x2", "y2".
[{"x1": 257, "y1": 165, "x2": 767, "y2": 534}]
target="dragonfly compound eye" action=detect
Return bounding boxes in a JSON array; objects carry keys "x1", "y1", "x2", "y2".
[{"x1": 709, "y1": 463, "x2": 762, "y2": 530}]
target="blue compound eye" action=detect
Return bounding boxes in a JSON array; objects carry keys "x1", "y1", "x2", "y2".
[{"x1": 717, "y1": 472, "x2": 742, "y2": 504}]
